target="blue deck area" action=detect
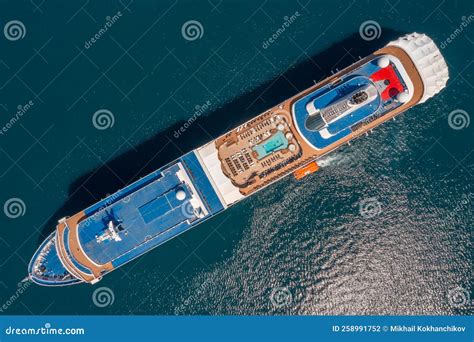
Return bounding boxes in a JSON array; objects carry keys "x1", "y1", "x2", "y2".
[
  {"x1": 71, "y1": 151, "x2": 224, "y2": 269},
  {"x1": 292, "y1": 59, "x2": 403, "y2": 149},
  {"x1": 28, "y1": 232, "x2": 83, "y2": 286},
  {"x1": 181, "y1": 152, "x2": 224, "y2": 214},
  {"x1": 62, "y1": 227, "x2": 93, "y2": 275},
  {"x1": 84, "y1": 168, "x2": 164, "y2": 217}
]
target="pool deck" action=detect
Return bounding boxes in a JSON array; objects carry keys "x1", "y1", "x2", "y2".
[{"x1": 215, "y1": 45, "x2": 424, "y2": 196}]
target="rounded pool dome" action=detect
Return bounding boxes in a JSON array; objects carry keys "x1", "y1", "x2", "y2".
[
  {"x1": 396, "y1": 91, "x2": 410, "y2": 103},
  {"x1": 377, "y1": 56, "x2": 390, "y2": 68},
  {"x1": 175, "y1": 189, "x2": 186, "y2": 201}
]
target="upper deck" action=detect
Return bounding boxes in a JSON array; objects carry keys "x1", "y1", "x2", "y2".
[
  {"x1": 35, "y1": 151, "x2": 226, "y2": 284},
  {"x1": 204, "y1": 45, "x2": 424, "y2": 200},
  {"x1": 292, "y1": 56, "x2": 409, "y2": 149}
]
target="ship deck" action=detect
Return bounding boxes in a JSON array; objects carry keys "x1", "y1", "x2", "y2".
[
  {"x1": 212, "y1": 45, "x2": 424, "y2": 197},
  {"x1": 53, "y1": 152, "x2": 225, "y2": 283}
]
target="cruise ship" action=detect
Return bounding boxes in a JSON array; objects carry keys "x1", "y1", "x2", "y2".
[{"x1": 28, "y1": 33, "x2": 448, "y2": 286}]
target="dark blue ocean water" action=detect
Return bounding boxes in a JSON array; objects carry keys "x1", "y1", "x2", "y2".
[{"x1": 0, "y1": 0, "x2": 472, "y2": 315}]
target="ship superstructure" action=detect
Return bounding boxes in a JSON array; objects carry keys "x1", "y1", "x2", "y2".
[{"x1": 29, "y1": 33, "x2": 448, "y2": 286}]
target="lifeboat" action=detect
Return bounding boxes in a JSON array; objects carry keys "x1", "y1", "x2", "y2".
[{"x1": 293, "y1": 161, "x2": 319, "y2": 180}]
